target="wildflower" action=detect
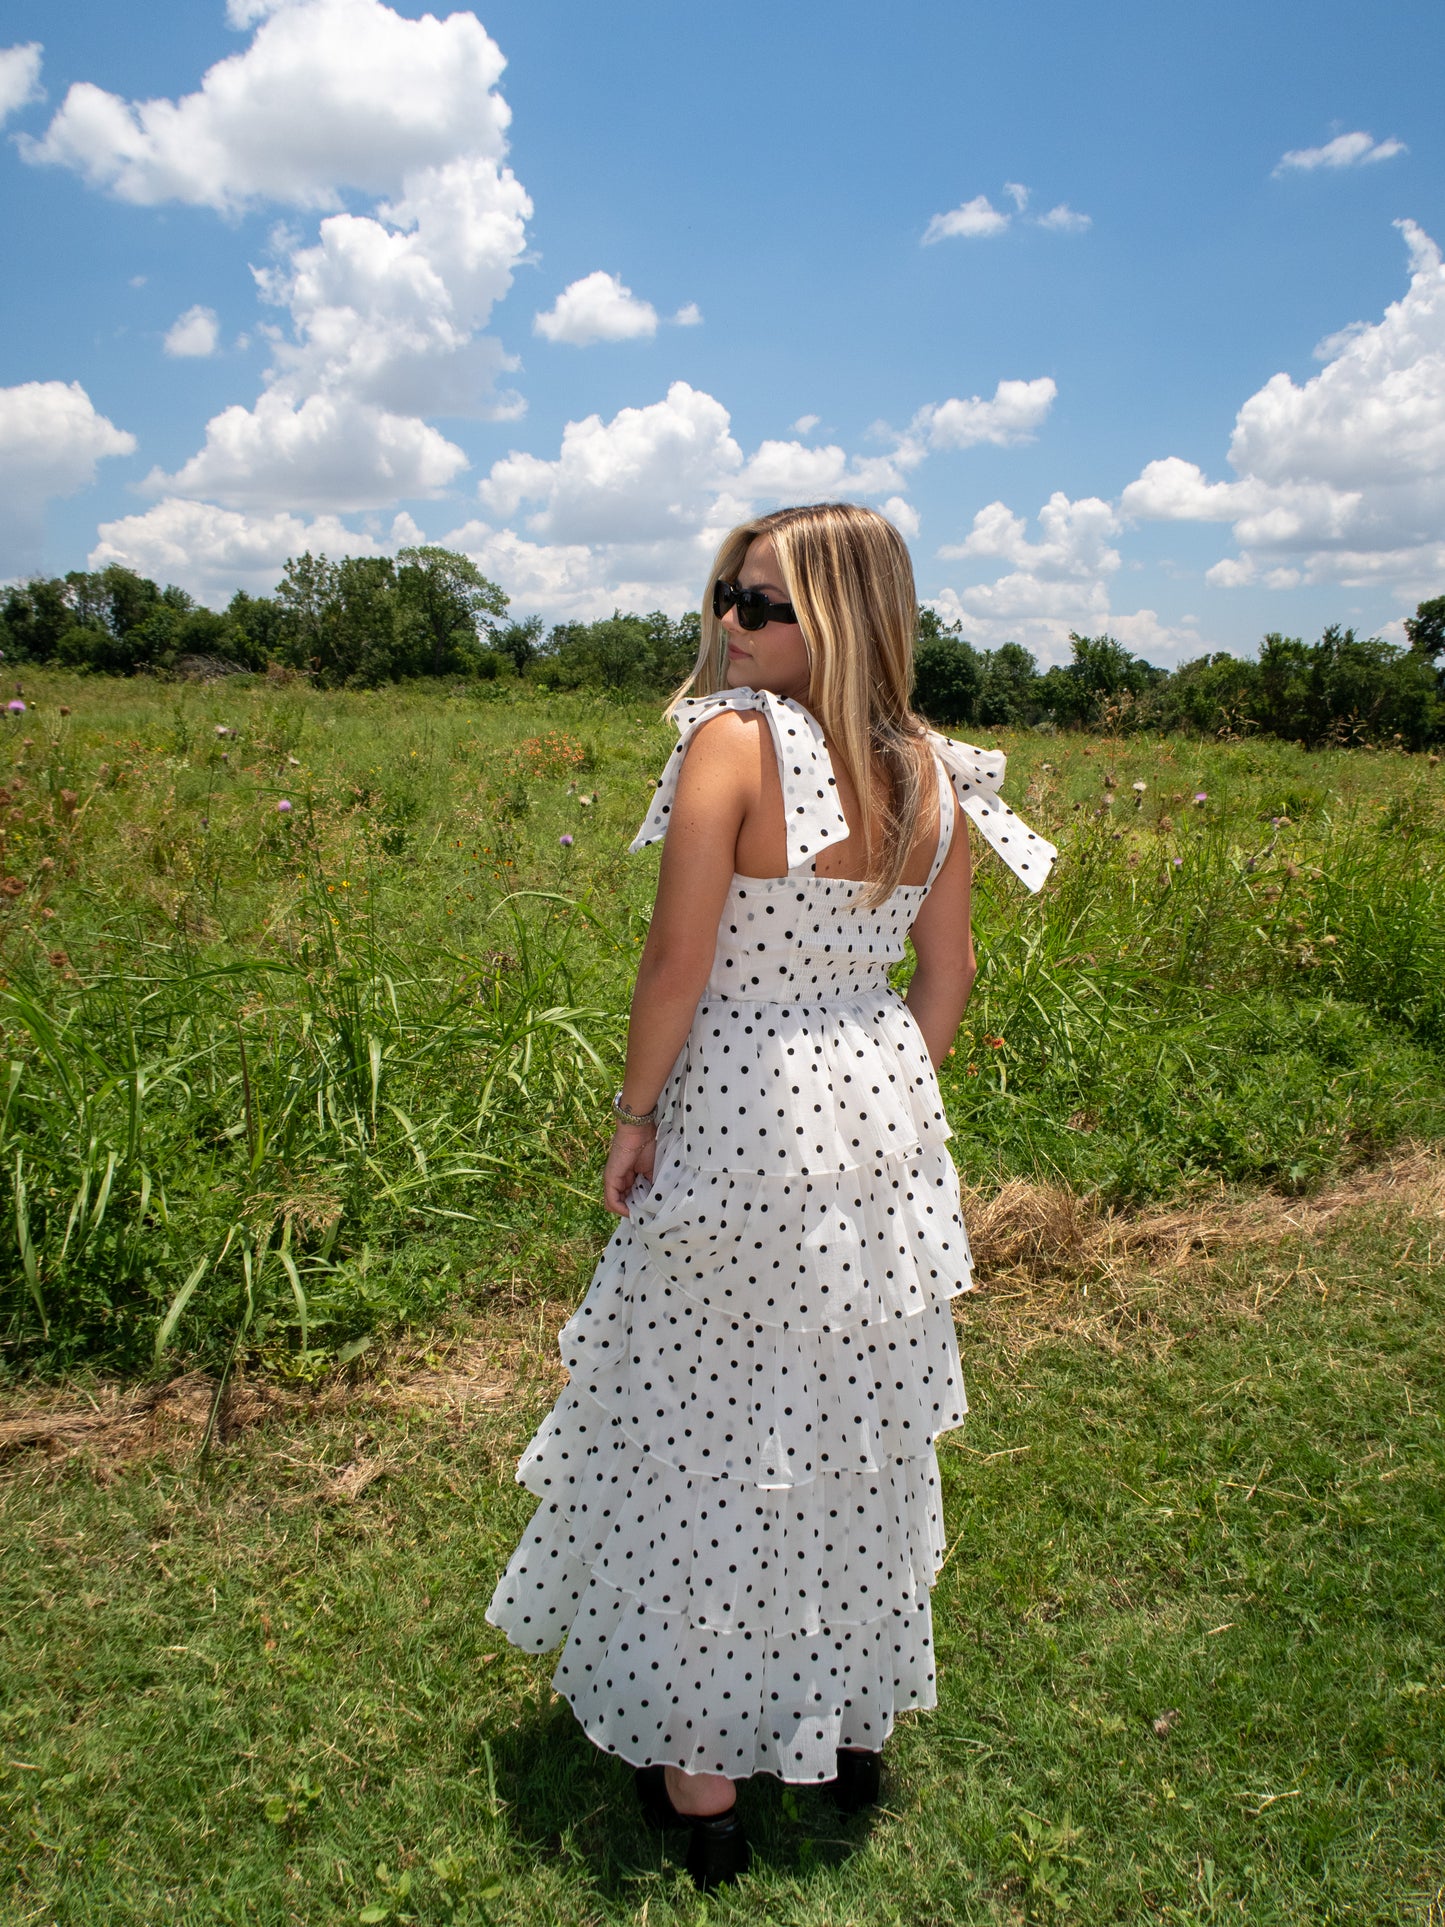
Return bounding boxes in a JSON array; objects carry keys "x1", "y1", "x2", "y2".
[
  {"x1": 1158, "y1": 813, "x2": 1174, "y2": 832},
  {"x1": 578, "y1": 795, "x2": 593, "y2": 808},
  {"x1": 559, "y1": 833, "x2": 574, "y2": 847},
  {"x1": 1193, "y1": 791, "x2": 1208, "y2": 805},
  {"x1": 275, "y1": 798, "x2": 293, "y2": 814},
  {"x1": 1103, "y1": 772, "x2": 1116, "y2": 789},
  {"x1": 1172, "y1": 857, "x2": 1183, "y2": 868},
  {"x1": 48, "y1": 950, "x2": 68, "y2": 970},
  {"x1": 1039, "y1": 762, "x2": 1053, "y2": 773},
  {"x1": 59, "y1": 790, "x2": 78, "y2": 813},
  {"x1": 984, "y1": 1035, "x2": 1005, "y2": 1049},
  {"x1": 214, "y1": 724, "x2": 232, "y2": 737},
  {"x1": 6, "y1": 700, "x2": 24, "y2": 715}
]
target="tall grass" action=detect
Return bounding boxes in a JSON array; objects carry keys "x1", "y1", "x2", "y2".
[{"x1": 0, "y1": 672, "x2": 1441, "y2": 1371}]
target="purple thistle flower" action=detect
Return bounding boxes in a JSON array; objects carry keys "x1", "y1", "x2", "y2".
[
  {"x1": 1193, "y1": 791, "x2": 1208, "y2": 805},
  {"x1": 276, "y1": 798, "x2": 292, "y2": 813},
  {"x1": 559, "y1": 833, "x2": 574, "y2": 847},
  {"x1": 7, "y1": 700, "x2": 24, "y2": 714},
  {"x1": 1172, "y1": 856, "x2": 1184, "y2": 868}
]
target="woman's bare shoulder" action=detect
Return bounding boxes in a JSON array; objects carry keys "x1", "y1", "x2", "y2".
[{"x1": 682, "y1": 706, "x2": 768, "y2": 767}]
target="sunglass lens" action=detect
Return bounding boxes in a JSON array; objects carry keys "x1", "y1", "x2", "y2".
[{"x1": 735, "y1": 589, "x2": 767, "y2": 631}]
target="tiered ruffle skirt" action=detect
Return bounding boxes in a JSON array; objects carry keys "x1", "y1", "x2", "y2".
[{"x1": 486, "y1": 991, "x2": 973, "y2": 1782}]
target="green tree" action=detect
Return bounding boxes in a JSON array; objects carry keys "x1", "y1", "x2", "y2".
[
  {"x1": 495, "y1": 614, "x2": 544, "y2": 674},
  {"x1": 1405, "y1": 595, "x2": 1445, "y2": 660},
  {"x1": 912, "y1": 610, "x2": 981, "y2": 728},
  {"x1": 396, "y1": 546, "x2": 508, "y2": 677},
  {"x1": 976, "y1": 642, "x2": 1040, "y2": 728},
  {"x1": 0, "y1": 577, "x2": 72, "y2": 663}
]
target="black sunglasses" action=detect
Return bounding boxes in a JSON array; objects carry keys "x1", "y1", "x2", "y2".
[{"x1": 713, "y1": 578, "x2": 798, "y2": 632}]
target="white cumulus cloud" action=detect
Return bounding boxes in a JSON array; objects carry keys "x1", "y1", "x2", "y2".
[
  {"x1": 923, "y1": 186, "x2": 1091, "y2": 243},
  {"x1": 253, "y1": 152, "x2": 531, "y2": 419},
  {"x1": 912, "y1": 377, "x2": 1057, "y2": 450},
  {"x1": 164, "y1": 304, "x2": 221, "y2": 358},
  {"x1": 0, "y1": 42, "x2": 43, "y2": 126},
  {"x1": 928, "y1": 491, "x2": 1205, "y2": 664},
  {"x1": 20, "y1": 0, "x2": 511, "y2": 211},
  {"x1": 89, "y1": 497, "x2": 420, "y2": 604},
  {"x1": 145, "y1": 389, "x2": 467, "y2": 511},
  {"x1": 33, "y1": 0, "x2": 533, "y2": 517},
  {"x1": 534, "y1": 271, "x2": 659, "y2": 346},
  {"x1": 1123, "y1": 219, "x2": 1445, "y2": 601},
  {"x1": 1035, "y1": 203, "x2": 1091, "y2": 233},
  {"x1": 0, "y1": 379, "x2": 136, "y2": 574},
  {"x1": 922, "y1": 194, "x2": 1010, "y2": 243},
  {"x1": 461, "y1": 378, "x2": 991, "y2": 619},
  {"x1": 1274, "y1": 130, "x2": 1406, "y2": 176},
  {"x1": 480, "y1": 380, "x2": 742, "y2": 545}
]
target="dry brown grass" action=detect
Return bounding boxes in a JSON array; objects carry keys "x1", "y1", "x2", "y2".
[
  {"x1": 4, "y1": 1154, "x2": 1441, "y2": 1474},
  {"x1": 959, "y1": 1143, "x2": 1445, "y2": 1356}
]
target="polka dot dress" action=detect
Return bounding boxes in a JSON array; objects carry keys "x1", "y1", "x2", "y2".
[{"x1": 486, "y1": 687, "x2": 1057, "y2": 1784}]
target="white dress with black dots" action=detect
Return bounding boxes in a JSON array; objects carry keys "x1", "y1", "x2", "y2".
[{"x1": 486, "y1": 687, "x2": 1056, "y2": 1783}]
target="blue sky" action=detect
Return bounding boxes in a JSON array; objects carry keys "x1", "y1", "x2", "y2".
[{"x1": 2, "y1": 0, "x2": 1442, "y2": 664}]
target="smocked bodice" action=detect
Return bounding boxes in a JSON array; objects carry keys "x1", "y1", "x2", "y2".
[{"x1": 704, "y1": 870, "x2": 929, "y2": 1003}]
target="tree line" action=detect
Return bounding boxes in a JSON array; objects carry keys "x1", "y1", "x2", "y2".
[
  {"x1": 912, "y1": 606, "x2": 1445, "y2": 748},
  {"x1": 2, "y1": 549, "x2": 1442, "y2": 746}
]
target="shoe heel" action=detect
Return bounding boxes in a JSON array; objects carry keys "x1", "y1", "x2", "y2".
[
  {"x1": 685, "y1": 1807, "x2": 751, "y2": 1890},
  {"x1": 831, "y1": 1748, "x2": 881, "y2": 1814}
]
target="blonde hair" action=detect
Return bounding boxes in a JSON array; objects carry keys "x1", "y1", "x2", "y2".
[{"x1": 671, "y1": 502, "x2": 936, "y2": 906}]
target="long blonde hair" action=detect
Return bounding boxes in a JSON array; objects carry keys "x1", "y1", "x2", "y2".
[{"x1": 672, "y1": 502, "x2": 936, "y2": 907}]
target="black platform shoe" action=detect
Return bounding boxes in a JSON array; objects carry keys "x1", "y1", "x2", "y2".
[
  {"x1": 635, "y1": 1768, "x2": 751, "y2": 1889},
  {"x1": 684, "y1": 1806, "x2": 751, "y2": 1890},
  {"x1": 831, "y1": 1747, "x2": 882, "y2": 1814}
]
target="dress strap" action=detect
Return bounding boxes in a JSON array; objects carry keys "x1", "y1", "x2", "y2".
[
  {"x1": 629, "y1": 686, "x2": 851, "y2": 872},
  {"x1": 922, "y1": 754, "x2": 957, "y2": 892},
  {"x1": 923, "y1": 729, "x2": 1057, "y2": 893}
]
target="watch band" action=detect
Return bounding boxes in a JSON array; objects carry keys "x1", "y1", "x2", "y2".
[{"x1": 612, "y1": 1089, "x2": 658, "y2": 1127}]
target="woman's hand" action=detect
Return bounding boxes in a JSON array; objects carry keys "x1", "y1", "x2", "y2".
[{"x1": 604, "y1": 1121, "x2": 657, "y2": 1217}]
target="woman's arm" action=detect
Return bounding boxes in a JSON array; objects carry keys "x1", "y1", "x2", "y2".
[
  {"x1": 603, "y1": 711, "x2": 763, "y2": 1216},
  {"x1": 903, "y1": 799, "x2": 975, "y2": 1068}
]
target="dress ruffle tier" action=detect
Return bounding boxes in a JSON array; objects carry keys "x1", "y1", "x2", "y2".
[{"x1": 485, "y1": 688, "x2": 1055, "y2": 1782}]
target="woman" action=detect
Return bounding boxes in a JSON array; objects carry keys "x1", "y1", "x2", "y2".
[{"x1": 487, "y1": 503, "x2": 1055, "y2": 1889}]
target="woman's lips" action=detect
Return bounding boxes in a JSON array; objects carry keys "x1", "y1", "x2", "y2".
[{"x1": 726, "y1": 646, "x2": 749, "y2": 661}]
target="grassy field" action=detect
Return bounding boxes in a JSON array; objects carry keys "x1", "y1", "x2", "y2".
[
  {"x1": 2, "y1": 672, "x2": 1443, "y2": 1922},
  {"x1": 1, "y1": 669, "x2": 1441, "y2": 1376},
  {"x1": 1, "y1": 1161, "x2": 1441, "y2": 1924}
]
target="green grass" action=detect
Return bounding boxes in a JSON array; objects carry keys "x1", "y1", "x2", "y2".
[
  {"x1": 2, "y1": 1191, "x2": 1441, "y2": 1923},
  {"x1": 1, "y1": 671, "x2": 1443, "y2": 1371}
]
